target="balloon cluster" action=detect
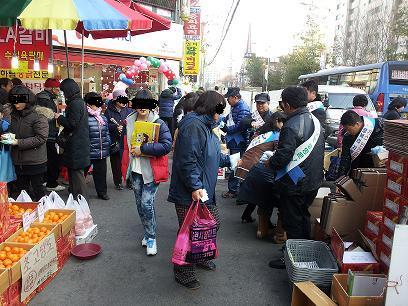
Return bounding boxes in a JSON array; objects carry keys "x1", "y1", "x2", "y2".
[{"x1": 119, "y1": 56, "x2": 179, "y2": 86}]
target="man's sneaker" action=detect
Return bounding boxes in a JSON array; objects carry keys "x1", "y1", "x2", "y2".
[
  {"x1": 46, "y1": 185, "x2": 66, "y2": 192},
  {"x1": 141, "y1": 237, "x2": 147, "y2": 247},
  {"x1": 115, "y1": 184, "x2": 124, "y2": 190},
  {"x1": 268, "y1": 257, "x2": 286, "y2": 269},
  {"x1": 146, "y1": 238, "x2": 157, "y2": 256}
]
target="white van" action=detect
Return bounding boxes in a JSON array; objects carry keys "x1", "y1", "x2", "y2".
[{"x1": 319, "y1": 85, "x2": 377, "y2": 147}]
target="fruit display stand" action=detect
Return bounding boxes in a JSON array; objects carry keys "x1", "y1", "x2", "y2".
[{"x1": 0, "y1": 184, "x2": 77, "y2": 305}]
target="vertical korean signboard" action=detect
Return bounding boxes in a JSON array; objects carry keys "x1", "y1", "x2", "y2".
[
  {"x1": 0, "y1": 27, "x2": 51, "y2": 92},
  {"x1": 183, "y1": 0, "x2": 201, "y2": 76}
]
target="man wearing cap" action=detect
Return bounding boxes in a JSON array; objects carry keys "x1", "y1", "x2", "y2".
[
  {"x1": 36, "y1": 78, "x2": 65, "y2": 192},
  {"x1": 221, "y1": 87, "x2": 251, "y2": 198}
]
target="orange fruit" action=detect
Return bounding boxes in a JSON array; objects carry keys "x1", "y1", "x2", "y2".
[
  {"x1": 40, "y1": 227, "x2": 47, "y2": 233},
  {"x1": 4, "y1": 247, "x2": 11, "y2": 252},
  {"x1": 3, "y1": 259, "x2": 12, "y2": 266},
  {"x1": 0, "y1": 254, "x2": 6, "y2": 260}
]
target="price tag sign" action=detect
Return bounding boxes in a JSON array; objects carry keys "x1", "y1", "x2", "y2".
[
  {"x1": 22, "y1": 210, "x2": 37, "y2": 232},
  {"x1": 20, "y1": 235, "x2": 58, "y2": 301},
  {"x1": 37, "y1": 201, "x2": 45, "y2": 223}
]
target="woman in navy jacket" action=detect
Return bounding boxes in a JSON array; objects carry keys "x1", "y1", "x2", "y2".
[
  {"x1": 84, "y1": 92, "x2": 111, "y2": 200},
  {"x1": 168, "y1": 91, "x2": 230, "y2": 290}
]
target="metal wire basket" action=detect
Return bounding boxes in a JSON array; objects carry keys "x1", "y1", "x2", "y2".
[{"x1": 284, "y1": 239, "x2": 339, "y2": 287}]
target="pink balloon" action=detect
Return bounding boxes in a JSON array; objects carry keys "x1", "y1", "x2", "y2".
[
  {"x1": 159, "y1": 63, "x2": 168, "y2": 73},
  {"x1": 140, "y1": 63, "x2": 148, "y2": 71},
  {"x1": 140, "y1": 57, "x2": 147, "y2": 63},
  {"x1": 134, "y1": 59, "x2": 141, "y2": 66}
]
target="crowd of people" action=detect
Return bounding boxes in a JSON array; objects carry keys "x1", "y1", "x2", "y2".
[{"x1": 1, "y1": 76, "x2": 407, "y2": 290}]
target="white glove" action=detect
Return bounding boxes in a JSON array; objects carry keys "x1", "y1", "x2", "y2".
[{"x1": 259, "y1": 151, "x2": 274, "y2": 162}]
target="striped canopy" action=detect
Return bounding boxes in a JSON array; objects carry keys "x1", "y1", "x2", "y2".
[{"x1": 0, "y1": 0, "x2": 170, "y2": 38}]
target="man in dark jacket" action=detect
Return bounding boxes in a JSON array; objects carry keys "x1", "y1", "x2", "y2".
[
  {"x1": 383, "y1": 97, "x2": 407, "y2": 120},
  {"x1": 301, "y1": 80, "x2": 326, "y2": 128},
  {"x1": 268, "y1": 86, "x2": 325, "y2": 269},
  {"x1": 104, "y1": 89, "x2": 132, "y2": 190},
  {"x1": 240, "y1": 92, "x2": 274, "y2": 145},
  {"x1": 158, "y1": 87, "x2": 182, "y2": 137},
  {"x1": 36, "y1": 78, "x2": 65, "y2": 192},
  {"x1": 338, "y1": 111, "x2": 384, "y2": 177},
  {"x1": 56, "y1": 79, "x2": 90, "y2": 199},
  {"x1": 0, "y1": 78, "x2": 13, "y2": 105},
  {"x1": 221, "y1": 87, "x2": 251, "y2": 198}
]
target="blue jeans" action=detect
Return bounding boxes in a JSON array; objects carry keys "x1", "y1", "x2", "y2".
[
  {"x1": 228, "y1": 148, "x2": 245, "y2": 194},
  {"x1": 131, "y1": 172, "x2": 159, "y2": 239}
]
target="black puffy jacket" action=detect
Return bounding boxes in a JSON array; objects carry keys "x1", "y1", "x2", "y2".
[
  {"x1": 57, "y1": 79, "x2": 90, "y2": 170},
  {"x1": 338, "y1": 118, "x2": 384, "y2": 177},
  {"x1": 268, "y1": 107, "x2": 325, "y2": 194},
  {"x1": 88, "y1": 114, "x2": 111, "y2": 160}
]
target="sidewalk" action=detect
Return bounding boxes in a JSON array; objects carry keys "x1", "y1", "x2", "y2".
[{"x1": 30, "y1": 178, "x2": 291, "y2": 305}]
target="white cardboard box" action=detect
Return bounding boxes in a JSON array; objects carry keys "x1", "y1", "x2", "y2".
[{"x1": 75, "y1": 224, "x2": 98, "y2": 245}]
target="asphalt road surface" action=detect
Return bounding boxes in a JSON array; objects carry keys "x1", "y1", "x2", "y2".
[{"x1": 30, "y1": 169, "x2": 291, "y2": 306}]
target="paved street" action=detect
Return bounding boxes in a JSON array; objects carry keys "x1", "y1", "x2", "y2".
[{"x1": 31, "y1": 167, "x2": 291, "y2": 306}]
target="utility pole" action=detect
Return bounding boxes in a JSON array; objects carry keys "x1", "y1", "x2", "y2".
[{"x1": 264, "y1": 57, "x2": 270, "y2": 92}]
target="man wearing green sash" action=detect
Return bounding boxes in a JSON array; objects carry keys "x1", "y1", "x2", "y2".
[{"x1": 267, "y1": 86, "x2": 325, "y2": 269}]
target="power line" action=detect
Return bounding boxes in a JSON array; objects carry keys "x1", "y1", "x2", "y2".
[
  {"x1": 206, "y1": 0, "x2": 241, "y2": 66},
  {"x1": 220, "y1": 0, "x2": 236, "y2": 38}
]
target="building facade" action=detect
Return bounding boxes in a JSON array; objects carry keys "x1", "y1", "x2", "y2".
[{"x1": 333, "y1": 0, "x2": 406, "y2": 66}]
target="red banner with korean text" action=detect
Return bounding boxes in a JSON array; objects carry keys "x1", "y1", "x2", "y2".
[
  {"x1": 183, "y1": 7, "x2": 201, "y2": 40},
  {"x1": 0, "y1": 26, "x2": 51, "y2": 83}
]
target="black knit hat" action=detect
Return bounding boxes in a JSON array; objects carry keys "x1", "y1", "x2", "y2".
[{"x1": 131, "y1": 89, "x2": 158, "y2": 110}]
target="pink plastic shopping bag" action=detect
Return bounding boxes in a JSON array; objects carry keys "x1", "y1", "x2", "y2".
[{"x1": 172, "y1": 202, "x2": 218, "y2": 266}]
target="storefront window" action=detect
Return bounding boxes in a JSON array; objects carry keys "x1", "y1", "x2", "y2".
[{"x1": 53, "y1": 61, "x2": 162, "y2": 97}]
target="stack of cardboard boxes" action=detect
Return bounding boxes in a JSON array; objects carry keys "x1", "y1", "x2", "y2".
[
  {"x1": 318, "y1": 169, "x2": 387, "y2": 240},
  {"x1": 376, "y1": 152, "x2": 408, "y2": 274}
]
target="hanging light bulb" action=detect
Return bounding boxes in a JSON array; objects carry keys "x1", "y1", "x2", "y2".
[
  {"x1": 11, "y1": 52, "x2": 19, "y2": 69},
  {"x1": 47, "y1": 58, "x2": 54, "y2": 74},
  {"x1": 33, "y1": 57, "x2": 40, "y2": 72}
]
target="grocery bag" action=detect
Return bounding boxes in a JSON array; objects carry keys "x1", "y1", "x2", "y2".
[
  {"x1": 48, "y1": 191, "x2": 65, "y2": 209},
  {"x1": 77, "y1": 195, "x2": 94, "y2": 230},
  {"x1": 38, "y1": 196, "x2": 53, "y2": 211},
  {"x1": 172, "y1": 202, "x2": 218, "y2": 266},
  {"x1": 66, "y1": 194, "x2": 87, "y2": 236},
  {"x1": 0, "y1": 146, "x2": 16, "y2": 183},
  {"x1": 16, "y1": 190, "x2": 32, "y2": 202}
]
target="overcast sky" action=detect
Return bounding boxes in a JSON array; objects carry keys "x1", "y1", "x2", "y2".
[{"x1": 201, "y1": 0, "x2": 335, "y2": 76}]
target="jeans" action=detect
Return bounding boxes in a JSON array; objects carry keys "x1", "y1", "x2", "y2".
[
  {"x1": 227, "y1": 148, "x2": 245, "y2": 194},
  {"x1": 131, "y1": 172, "x2": 159, "y2": 239}
]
